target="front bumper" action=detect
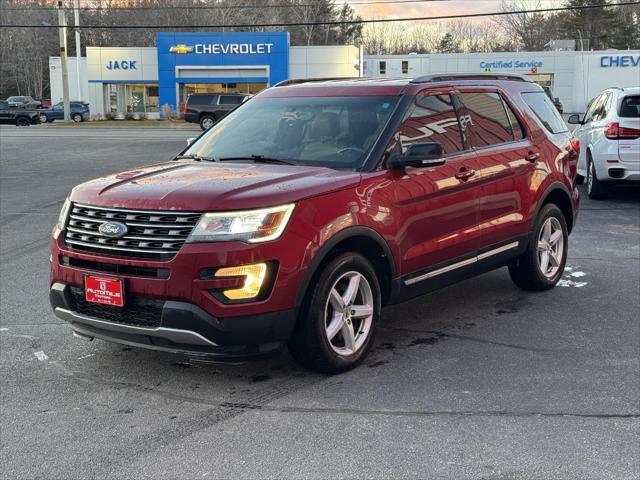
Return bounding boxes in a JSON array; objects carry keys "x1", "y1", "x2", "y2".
[{"x1": 50, "y1": 282, "x2": 295, "y2": 359}]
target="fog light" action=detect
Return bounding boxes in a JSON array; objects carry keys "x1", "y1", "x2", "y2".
[{"x1": 214, "y1": 263, "x2": 267, "y2": 300}]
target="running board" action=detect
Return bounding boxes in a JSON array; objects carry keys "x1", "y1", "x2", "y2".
[{"x1": 404, "y1": 241, "x2": 519, "y2": 286}]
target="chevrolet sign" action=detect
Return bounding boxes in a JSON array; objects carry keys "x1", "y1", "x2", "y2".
[{"x1": 169, "y1": 43, "x2": 274, "y2": 55}]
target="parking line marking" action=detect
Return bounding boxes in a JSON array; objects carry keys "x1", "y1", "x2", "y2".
[{"x1": 34, "y1": 351, "x2": 49, "y2": 361}]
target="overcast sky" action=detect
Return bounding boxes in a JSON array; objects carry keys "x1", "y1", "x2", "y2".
[{"x1": 346, "y1": 0, "x2": 564, "y2": 20}]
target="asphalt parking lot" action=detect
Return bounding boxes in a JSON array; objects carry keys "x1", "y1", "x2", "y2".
[{"x1": 1, "y1": 124, "x2": 638, "y2": 479}]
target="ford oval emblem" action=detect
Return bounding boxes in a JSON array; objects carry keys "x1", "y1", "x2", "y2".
[{"x1": 98, "y1": 221, "x2": 128, "y2": 238}]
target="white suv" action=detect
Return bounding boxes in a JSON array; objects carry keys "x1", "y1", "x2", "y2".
[{"x1": 568, "y1": 87, "x2": 640, "y2": 199}]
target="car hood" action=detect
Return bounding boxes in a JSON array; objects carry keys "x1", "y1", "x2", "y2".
[{"x1": 69, "y1": 160, "x2": 361, "y2": 211}]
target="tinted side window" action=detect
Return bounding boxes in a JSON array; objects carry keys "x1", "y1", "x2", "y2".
[
  {"x1": 619, "y1": 95, "x2": 639, "y2": 118},
  {"x1": 504, "y1": 100, "x2": 525, "y2": 140},
  {"x1": 218, "y1": 95, "x2": 243, "y2": 105},
  {"x1": 522, "y1": 92, "x2": 569, "y2": 134},
  {"x1": 399, "y1": 94, "x2": 464, "y2": 155},
  {"x1": 0, "y1": 101, "x2": 7, "y2": 109},
  {"x1": 592, "y1": 93, "x2": 610, "y2": 121},
  {"x1": 189, "y1": 95, "x2": 214, "y2": 106},
  {"x1": 459, "y1": 92, "x2": 514, "y2": 147}
]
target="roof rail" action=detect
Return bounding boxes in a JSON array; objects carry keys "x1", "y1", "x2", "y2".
[
  {"x1": 410, "y1": 73, "x2": 534, "y2": 84},
  {"x1": 274, "y1": 77, "x2": 361, "y2": 87}
]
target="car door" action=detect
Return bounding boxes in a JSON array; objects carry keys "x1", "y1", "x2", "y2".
[
  {"x1": 456, "y1": 88, "x2": 537, "y2": 251},
  {"x1": 383, "y1": 89, "x2": 483, "y2": 276},
  {"x1": 575, "y1": 93, "x2": 606, "y2": 175}
]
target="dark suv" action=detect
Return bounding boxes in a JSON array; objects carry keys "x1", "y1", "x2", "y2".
[
  {"x1": 0, "y1": 100, "x2": 41, "y2": 126},
  {"x1": 183, "y1": 93, "x2": 248, "y2": 130},
  {"x1": 50, "y1": 74, "x2": 579, "y2": 373}
]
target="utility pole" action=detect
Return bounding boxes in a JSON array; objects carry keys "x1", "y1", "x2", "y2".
[
  {"x1": 57, "y1": 0, "x2": 71, "y2": 123},
  {"x1": 73, "y1": 0, "x2": 82, "y2": 102}
]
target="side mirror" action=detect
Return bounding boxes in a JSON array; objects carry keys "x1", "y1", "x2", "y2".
[
  {"x1": 186, "y1": 137, "x2": 196, "y2": 146},
  {"x1": 388, "y1": 142, "x2": 445, "y2": 169},
  {"x1": 567, "y1": 114, "x2": 581, "y2": 125}
]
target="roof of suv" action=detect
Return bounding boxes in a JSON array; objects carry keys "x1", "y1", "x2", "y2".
[{"x1": 265, "y1": 73, "x2": 541, "y2": 98}]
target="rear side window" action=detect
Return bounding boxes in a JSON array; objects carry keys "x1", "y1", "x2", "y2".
[
  {"x1": 522, "y1": 92, "x2": 568, "y2": 134},
  {"x1": 188, "y1": 95, "x2": 215, "y2": 105},
  {"x1": 459, "y1": 92, "x2": 515, "y2": 146},
  {"x1": 399, "y1": 94, "x2": 464, "y2": 155},
  {"x1": 218, "y1": 95, "x2": 243, "y2": 105},
  {"x1": 619, "y1": 95, "x2": 640, "y2": 118}
]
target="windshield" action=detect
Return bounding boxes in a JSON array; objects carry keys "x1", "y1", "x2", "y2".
[{"x1": 185, "y1": 95, "x2": 398, "y2": 169}]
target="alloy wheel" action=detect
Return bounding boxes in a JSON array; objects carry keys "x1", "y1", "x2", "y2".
[
  {"x1": 537, "y1": 217, "x2": 564, "y2": 279},
  {"x1": 324, "y1": 271, "x2": 374, "y2": 356},
  {"x1": 587, "y1": 161, "x2": 594, "y2": 194},
  {"x1": 201, "y1": 117, "x2": 214, "y2": 129}
]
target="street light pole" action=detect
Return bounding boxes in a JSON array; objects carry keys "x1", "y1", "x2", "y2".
[
  {"x1": 57, "y1": 0, "x2": 71, "y2": 122},
  {"x1": 73, "y1": 0, "x2": 82, "y2": 102}
]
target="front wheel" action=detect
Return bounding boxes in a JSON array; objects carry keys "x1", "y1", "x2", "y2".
[
  {"x1": 15, "y1": 117, "x2": 30, "y2": 127},
  {"x1": 72, "y1": 113, "x2": 82, "y2": 123},
  {"x1": 288, "y1": 252, "x2": 380, "y2": 373},
  {"x1": 199, "y1": 114, "x2": 215, "y2": 130},
  {"x1": 509, "y1": 204, "x2": 568, "y2": 291}
]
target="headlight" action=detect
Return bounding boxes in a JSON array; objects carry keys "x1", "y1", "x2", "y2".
[
  {"x1": 187, "y1": 204, "x2": 295, "y2": 243},
  {"x1": 56, "y1": 198, "x2": 71, "y2": 230}
]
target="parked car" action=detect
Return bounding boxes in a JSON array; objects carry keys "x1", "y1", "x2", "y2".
[
  {"x1": 6, "y1": 95, "x2": 41, "y2": 109},
  {"x1": 183, "y1": 93, "x2": 249, "y2": 130},
  {"x1": 39, "y1": 98, "x2": 52, "y2": 108},
  {"x1": 543, "y1": 86, "x2": 564, "y2": 114},
  {"x1": 0, "y1": 100, "x2": 41, "y2": 126},
  {"x1": 568, "y1": 86, "x2": 639, "y2": 199},
  {"x1": 39, "y1": 101, "x2": 90, "y2": 123},
  {"x1": 50, "y1": 74, "x2": 579, "y2": 373}
]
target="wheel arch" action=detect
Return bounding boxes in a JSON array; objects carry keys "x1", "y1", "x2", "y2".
[
  {"x1": 535, "y1": 183, "x2": 575, "y2": 234},
  {"x1": 294, "y1": 227, "x2": 396, "y2": 309}
]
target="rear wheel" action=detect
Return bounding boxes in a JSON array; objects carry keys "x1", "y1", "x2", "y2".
[
  {"x1": 586, "y1": 154, "x2": 607, "y2": 199},
  {"x1": 15, "y1": 117, "x2": 30, "y2": 127},
  {"x1": 288, "y1": 252, "x2": 380, "y2": 373},
  {"x1": 508, "y1": 204, "x2": 568, "y2": 291},
  {"x1": 199, "y1": 114, "x2": 215, "y2": 130}
]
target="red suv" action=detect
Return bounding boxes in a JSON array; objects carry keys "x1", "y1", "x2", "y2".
[{"x1": 50, "y1": 74, "x2": 579, "y2": 373}]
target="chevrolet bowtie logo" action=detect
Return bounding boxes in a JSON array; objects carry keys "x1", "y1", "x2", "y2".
[{"x1": 169, "y1": 44, "x2": 194, "y2": 54}]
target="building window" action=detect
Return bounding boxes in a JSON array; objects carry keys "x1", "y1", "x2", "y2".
[
  {"x1": 379, "y1": 61, "x2": 386, "y2": 75},
  {"x1": 145, "y1": 86, "x2": 159, "y2": 113},
  {"x1": 402, "y1": 60, "x2": 409, "y2": 74}
]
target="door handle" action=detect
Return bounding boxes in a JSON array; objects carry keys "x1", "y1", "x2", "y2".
[
  {"x1": 525, "y1": 151, "x2": 541, "y2": 162},
  {"x1": 455, "y1": 167, "x2": 476, "y2": 180}
]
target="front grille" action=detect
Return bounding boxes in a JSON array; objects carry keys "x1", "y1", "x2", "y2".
[
  {"x1": 69, "y1": 286, "x2": 163, "y2": 328},
  {"x1": 60, "y1": 256, "x2": 170, "y2": 279},
  {"x1": 64, "y1": 203, "x2": 200, "y2": 259}
]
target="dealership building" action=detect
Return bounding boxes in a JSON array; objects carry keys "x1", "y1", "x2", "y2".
[{"x1": 49, "y1": 31, "x2": 639, "y2": 118}]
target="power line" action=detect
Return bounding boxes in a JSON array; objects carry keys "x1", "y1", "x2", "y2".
[
  {"x1": 0, "y1": 0, "x2": 564, "y2": 11},
  {"x1": 1, "y1": 1, "x2": 638, "y2": 28},
  {"x1": 0, "y1": 0, "x2": 459, "y2": 11}
]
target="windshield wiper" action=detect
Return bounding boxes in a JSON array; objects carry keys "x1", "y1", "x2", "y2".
[
  {"x1": 174, "y1": 154, "x2": 218, "y2": 162},
  {"x1": 218, "y1": 154, "x2": 296, "y2": 166}
]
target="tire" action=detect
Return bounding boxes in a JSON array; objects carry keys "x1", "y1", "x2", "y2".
[
  {"x1": 288, "y1": 252, "x2": 381, "y2": 374},
  {"x1": 586, "y1": 154, "x2": 607, "y2": 200},
  {"x1": 199, "y1": 114, "x2": 215, "y2": 130},
  {"x1": 508, "y1": 204, "x2": 568, "y2": 291},
  {"x1": 15, "y1": 117, "x2": 30, "y2": 127},
  {"x1": 72, "y1": 113, "x2": 82, "y2": 123},
  {"x1": 39, "y1": 114, "x2": 48, "y2": 124}
]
